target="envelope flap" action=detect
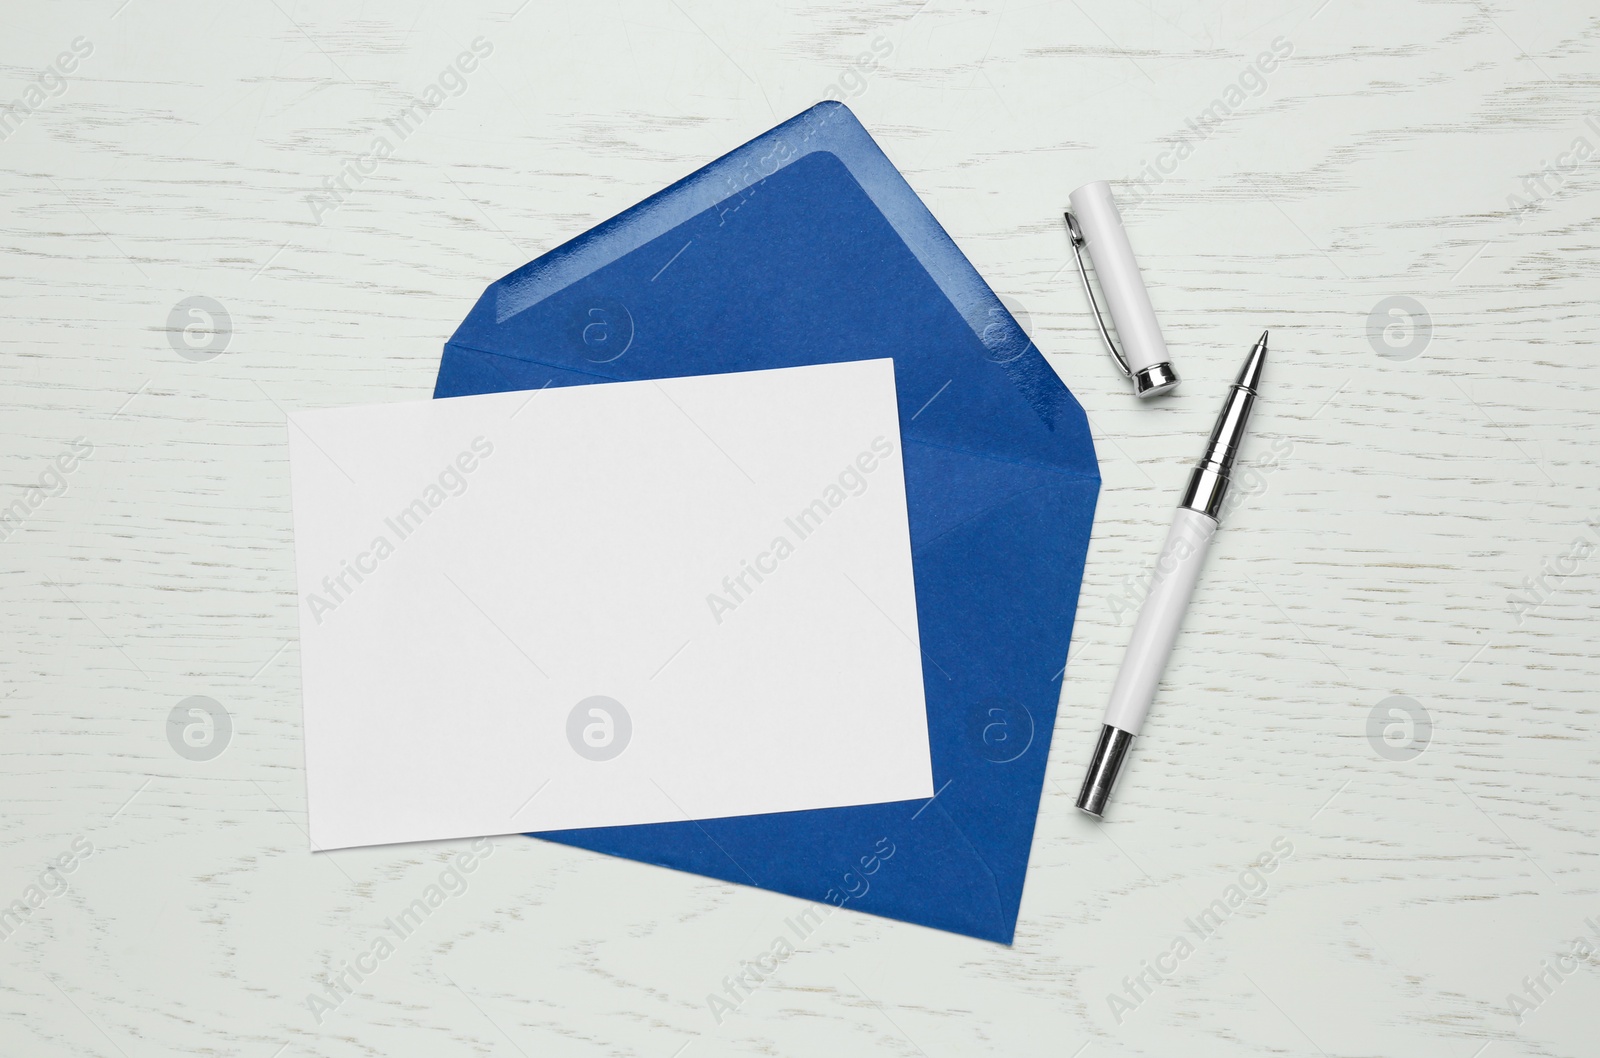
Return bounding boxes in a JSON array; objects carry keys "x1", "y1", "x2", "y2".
[
  {"x1": 443, "y1": 103, "x2": 1096, "y2": 486},
  {"x1": 538, "y1": 792, "x2": 1016, "y2": 943}
]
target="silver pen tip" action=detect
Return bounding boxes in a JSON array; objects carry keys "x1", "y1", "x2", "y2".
[{"x1": 1235, "y1": 330, "x2": 1268, "y2": 392}]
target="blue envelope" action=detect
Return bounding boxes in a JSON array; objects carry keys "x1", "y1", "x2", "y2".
[{"x1": 433, "y1": 102, "x2": 1099, "y2": 943}]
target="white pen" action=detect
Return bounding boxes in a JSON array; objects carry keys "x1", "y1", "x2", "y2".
[{"x1": 1076, "y1": 331, "x2": 1269, "y2": 817}]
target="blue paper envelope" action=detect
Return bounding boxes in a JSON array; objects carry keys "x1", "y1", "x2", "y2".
[{"x1": 433, "y1": 102, "x2": 1099, "y2": 943}]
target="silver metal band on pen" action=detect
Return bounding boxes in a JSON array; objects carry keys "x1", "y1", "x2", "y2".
[{"x1": 1179, "y1": 332, "x2": 1266, "y2": 522}]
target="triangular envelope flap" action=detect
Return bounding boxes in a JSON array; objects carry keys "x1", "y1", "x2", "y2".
[
  {"x1": 444, "y1": 104, "x2": 1095, "y2": 484},
  {"x1": 537, "y1": 791, "x2": 1014, "y2": 943}
]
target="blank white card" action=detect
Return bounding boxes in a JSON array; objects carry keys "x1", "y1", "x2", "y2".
[{"x1": 290, "y1": 359, "x2": 932, "y2": 850}]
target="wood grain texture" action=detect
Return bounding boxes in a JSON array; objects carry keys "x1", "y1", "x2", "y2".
[{"x1": 2, "y1": 1, "x2": 1596, "y2": 1055}]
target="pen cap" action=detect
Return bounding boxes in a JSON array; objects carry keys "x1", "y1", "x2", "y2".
[{"x1": 1066, "y1": 180, "x2": 1178, "y2": 397}]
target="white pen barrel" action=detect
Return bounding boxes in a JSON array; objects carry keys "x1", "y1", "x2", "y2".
[{"x1": 1103, "y1": 507, "x2": 1217, "y2": 735}]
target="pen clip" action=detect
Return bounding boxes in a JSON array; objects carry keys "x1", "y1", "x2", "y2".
[{"x1": 1064, "y1": 211, "x2": 1131, "y2": 381}]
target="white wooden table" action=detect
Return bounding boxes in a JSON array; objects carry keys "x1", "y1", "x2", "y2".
[{"x1": 3, "y1": 1, "x2": 1595, "y2": 1055}]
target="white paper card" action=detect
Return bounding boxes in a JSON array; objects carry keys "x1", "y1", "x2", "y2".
[{"x1": 291, "y1": 359, "x2": 931, "y2": 850}]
